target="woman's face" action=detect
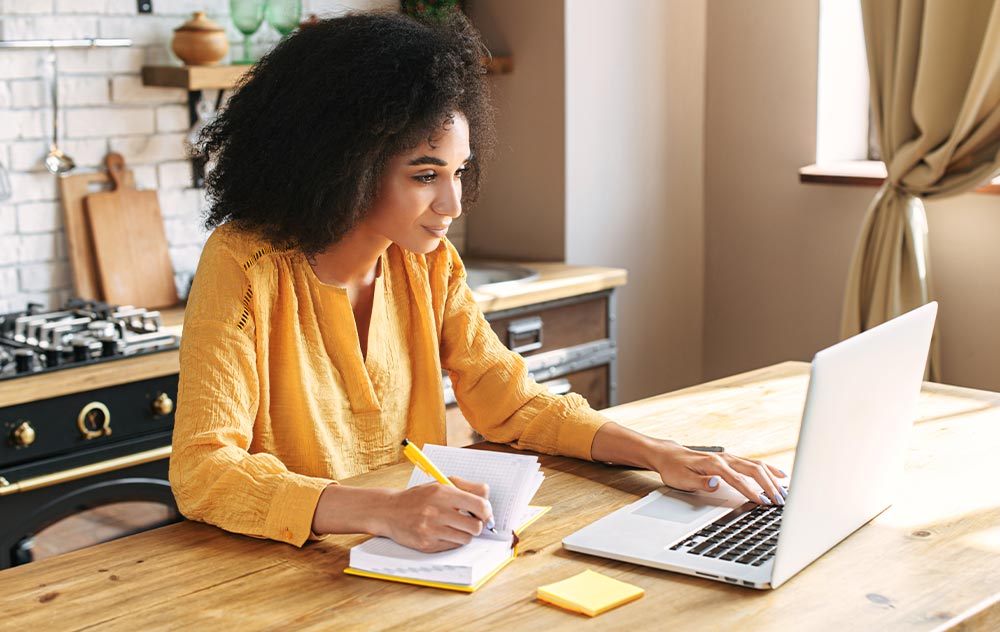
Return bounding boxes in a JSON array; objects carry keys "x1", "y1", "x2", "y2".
[{"x1": 361, "y1": 112, "x2": 471, "y2": 254}]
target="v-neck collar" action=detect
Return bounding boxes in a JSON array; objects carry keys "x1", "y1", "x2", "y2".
[{"x1": 306, "y1": 253, "x2": 386, "y2": 414}]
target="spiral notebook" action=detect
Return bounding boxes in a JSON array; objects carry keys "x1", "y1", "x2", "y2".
[{"x1": 345, "y1": 445, "x2": 548, "y2": 592}]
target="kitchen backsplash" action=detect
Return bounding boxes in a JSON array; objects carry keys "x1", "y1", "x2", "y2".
[{"x1": 0, "y1": 0, "x2": 465, "y2": 313}]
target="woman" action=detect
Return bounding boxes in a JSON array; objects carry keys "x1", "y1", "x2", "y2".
[{"x1": 170, "y1": 11, "x2": 786, "y2": 554}]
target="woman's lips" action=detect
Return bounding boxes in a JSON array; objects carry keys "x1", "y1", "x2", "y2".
[{"x1": 423, "y1": 225, "x2": 450, "y2": 237}]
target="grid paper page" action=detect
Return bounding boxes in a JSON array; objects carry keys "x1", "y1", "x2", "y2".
[{"x1": 406, "y1": 445, "x2": 542, "y2": 534}]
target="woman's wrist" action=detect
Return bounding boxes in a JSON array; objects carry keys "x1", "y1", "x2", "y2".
[
  {"x1": 590, "y1": 422, "x2": 677, "y2": 471},
  {"x1": 311, "y1": 484, "x2": 398, "y2": 537}
]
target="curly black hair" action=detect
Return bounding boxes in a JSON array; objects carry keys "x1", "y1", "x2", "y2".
[{"x1": 198, "y1": 11, "x2": 496, "y2": 256}]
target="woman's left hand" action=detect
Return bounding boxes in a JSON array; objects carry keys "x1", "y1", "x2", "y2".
[
  {"x1": 646, "y1": 440, "x2": 788, "y2": 505},
  {"x1": 591, "y1": 422, "x2": 788, "y2": 505}
]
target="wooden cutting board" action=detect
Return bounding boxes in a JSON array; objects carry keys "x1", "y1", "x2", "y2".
[
  {"x1": 85, "y1": 153, "x2": 179, "y2": 308},
  {"x1": 59, "y1": 167, "x2": 136, "y2": 300}
]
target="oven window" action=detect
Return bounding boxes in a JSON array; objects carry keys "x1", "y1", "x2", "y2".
[{"x1": 26, "y1": 501, "x2": 178, "y2": 562}]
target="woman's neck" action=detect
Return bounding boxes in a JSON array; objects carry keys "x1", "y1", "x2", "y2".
[{"x1": 310, "y1": 229, "x2": 390, "y2": 289}]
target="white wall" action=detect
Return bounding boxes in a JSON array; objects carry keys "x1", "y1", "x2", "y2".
[
  {"x1": 703, "y1": 0, "x2": 1000, "y2": 392},
  {"x1": 566, "y1": 0, "x2": 706, "y2": 401},
  {"x1": 465, "y1": 0, "x2": 566, "y2": 261},
  {"x1": 466, "y1": 1, "x2": 707, "y2": 404}
]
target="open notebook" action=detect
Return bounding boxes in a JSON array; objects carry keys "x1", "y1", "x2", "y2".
[{"x1": 345, "y1": 445, "x2": 547, "y2": 592}]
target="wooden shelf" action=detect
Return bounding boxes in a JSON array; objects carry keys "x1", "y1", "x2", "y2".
[
  {"x1": 142, "y1": 56, "x2": 512, "y2": 91},
  {"x1": 142, "y1": 65, "x2": 251, "y2": 91},
  {"x1": 799, "y1": 160, "x2": 1000, "y2": 194}
]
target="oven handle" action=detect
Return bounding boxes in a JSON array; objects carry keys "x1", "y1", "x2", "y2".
[{"x1": 0, "y1": 445, "x2": 171, "y2": 496}]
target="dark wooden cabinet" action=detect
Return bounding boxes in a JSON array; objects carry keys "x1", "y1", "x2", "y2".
[{"x1": 446, "y1": 290, "x2": 618, "y2": 446}]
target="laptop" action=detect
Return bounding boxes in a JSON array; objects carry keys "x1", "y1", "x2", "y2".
[{"x1": 563, "y1": 302, "x2": 937, "y2": 589}]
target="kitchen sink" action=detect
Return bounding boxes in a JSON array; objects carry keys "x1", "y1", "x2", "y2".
[{"x1": 463, "y1": 261, "x2": 539, "y2": 290}]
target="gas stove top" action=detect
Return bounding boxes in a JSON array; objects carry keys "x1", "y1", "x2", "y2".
[{"x1": 0, "y1": 299, "x2": 179, "y2": 380}]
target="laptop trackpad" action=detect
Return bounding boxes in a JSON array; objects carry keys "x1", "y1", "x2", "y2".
[{"x1": 633, "y1": 491, "x2": 730, "y2": 524}]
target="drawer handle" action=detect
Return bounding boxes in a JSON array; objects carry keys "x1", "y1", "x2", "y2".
[{"x1": 508, "y1": 316, "x2": 543, "y2": 354}]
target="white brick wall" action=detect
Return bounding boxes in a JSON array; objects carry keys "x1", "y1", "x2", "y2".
[
  {"x1": 16, "y1": 201, "x2": 61, "y2": 233},
  {"x1": 0, "y1": 0, "x2": 391, "y2": 310},
  {"x1": 0, "y1": 205, "x2": 16, "y2": 235},
  {"x1": 66, "y1": 107, "x2": 155, "y2": 138},
  {"x1": 0, "y1": 1, "x2": 56, "y2": 16},
  {"x1": 109, "y1": 132, "x2": 186, "y2": 163}
]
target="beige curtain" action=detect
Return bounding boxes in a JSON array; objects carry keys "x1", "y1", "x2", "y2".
[{"x1": 843, "y1": 0, "x2": 1000, "y2": 381}]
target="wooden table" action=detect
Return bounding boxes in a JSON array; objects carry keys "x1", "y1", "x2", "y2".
[{"x1": 2, "y1": 362, "x2": 998, "y2": 630}]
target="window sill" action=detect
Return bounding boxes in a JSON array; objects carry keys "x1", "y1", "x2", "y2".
[{"x1": 799, "y1": 161, "x2": 1000, "y2": 194}]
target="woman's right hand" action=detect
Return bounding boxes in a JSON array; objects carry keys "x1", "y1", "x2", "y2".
[
  {"x1": 311, "y1": 477, "x2": 493, "y2": 553},
  {"x1": 380, "y1": 476, "x2": 494, "y2": 552}
]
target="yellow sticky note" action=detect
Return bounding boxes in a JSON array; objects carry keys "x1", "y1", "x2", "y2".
[{"x1": 537, "y1": 569, "x2": 644, "y2": 617}]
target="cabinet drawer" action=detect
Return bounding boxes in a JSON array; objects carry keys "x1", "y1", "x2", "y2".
[
  {"x1": 557, "y1": 364, "x2": 610, "y2": 410},
  {"x1": 486, "y1": 294, "x2": 608, "y2": 356}
]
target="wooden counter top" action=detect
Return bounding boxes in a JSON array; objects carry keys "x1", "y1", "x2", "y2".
[
  {"x1": 0, "y1": 263, "x2": 626, "y2": 408},
  {"x1": 2, "y1": 362, "x2": 998, "y2": 630}
]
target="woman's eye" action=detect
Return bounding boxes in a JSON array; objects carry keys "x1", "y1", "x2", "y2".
[
  {"x1": 455, "y1": 167, "x2": 467, "y2": 180},
  {"x1": 414, "y1": 173, "x2": 436, "y2": 183}
]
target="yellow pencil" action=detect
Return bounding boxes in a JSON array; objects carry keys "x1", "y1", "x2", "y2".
[{"x1": 401, "y1": 439, "x2": 497, "y2": 533}]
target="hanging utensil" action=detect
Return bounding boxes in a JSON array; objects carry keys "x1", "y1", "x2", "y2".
[
  {"x1": 43, "y1": 50, "x2": 75, "y2": 174},
  {"x1": 0, "y1": 158, "x2": 11, "y2": 201}
]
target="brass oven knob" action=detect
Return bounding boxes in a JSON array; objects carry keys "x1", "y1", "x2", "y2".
[
  {"x1": 78, "y1": 402, "x2": 112, "y2": 440},
  {"x1": 151, "y1": 392, "x2": 174, "y2": 416},
  {"x1": 12, "y1": 421, "x2": 35, "y2": 447}
]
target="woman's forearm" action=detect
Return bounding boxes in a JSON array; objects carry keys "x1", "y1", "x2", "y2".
[
  {"x1": 311, "y1": 484, "x2": 395, "y2": 536},
  {"x1": 590, "y1": 421, "x2": 674, "y2": 470}
]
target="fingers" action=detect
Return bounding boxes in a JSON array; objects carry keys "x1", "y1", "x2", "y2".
[
  {"x1": 688, "y1": 452, "x2": 786, "y2": 505},
  {"x1": 725, "y1": 456, "x2": 784, "y2": 506},
  {"x1": 449, "y1": 476, "x2": 494, "y2": 526},
  {"x1": 391, "y1": 477, "x2": 498, "y2": 553}
]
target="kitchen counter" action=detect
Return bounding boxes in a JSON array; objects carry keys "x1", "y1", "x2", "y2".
[{"x1": 1, "y1": 262, "x2": 626, "y2": 408}]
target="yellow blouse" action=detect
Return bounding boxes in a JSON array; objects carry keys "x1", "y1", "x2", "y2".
[{"x1": 169, "y1": 224, "x2": 609, "y2": 546}]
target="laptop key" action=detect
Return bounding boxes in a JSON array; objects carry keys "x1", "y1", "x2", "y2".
[{"x1": 689, "y1": 540, "x2": 717, "y2": 555}]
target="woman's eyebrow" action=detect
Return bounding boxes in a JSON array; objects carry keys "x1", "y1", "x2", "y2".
[
  {"x1": 408, "y1": 156, "x2": 447, "y2": 166},
  {"x1": 407, "y1": 154, "x2": 474, "y2": 167}
]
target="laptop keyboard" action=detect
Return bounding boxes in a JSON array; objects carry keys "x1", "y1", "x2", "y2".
[{"x1": 669, "y1": 504, "x2": 784, "y2": 566}]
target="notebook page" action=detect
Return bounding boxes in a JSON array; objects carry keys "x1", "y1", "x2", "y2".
[
  {"x1": 407, "y1": 445, "x2": 541, "y2": 534},
  {"x1": 350, "y1": 535, "x2": 513, "y2": 585}
]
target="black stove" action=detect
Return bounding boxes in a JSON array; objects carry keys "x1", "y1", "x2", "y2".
[
  {"x1": 0, "y1": 298, "x2": 180, "y2": 379},
  {"x1": 0, "y1": 298, "x2": 182, "y2": 568}
]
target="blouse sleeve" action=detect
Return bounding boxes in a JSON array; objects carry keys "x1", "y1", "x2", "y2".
[
  {"x1": 437, "y1": 247, "x2": 609, "y2": 460},
  {"x1": 168, "y1": 234, "x2": 332, "y2": 546}
]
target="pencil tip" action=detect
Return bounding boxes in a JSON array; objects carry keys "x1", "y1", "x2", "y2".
[{"x1": 401, "y1": 439, "x2": 409, "y2": 447}]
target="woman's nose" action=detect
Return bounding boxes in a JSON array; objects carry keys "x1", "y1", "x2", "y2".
[{"x1": 433, "y1": 180, "x2": 462, "y2": 217}]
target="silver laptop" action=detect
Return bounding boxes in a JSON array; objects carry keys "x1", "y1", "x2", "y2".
[{"x1": 563, "y1": 302, "x2": 937, "y2": 589}]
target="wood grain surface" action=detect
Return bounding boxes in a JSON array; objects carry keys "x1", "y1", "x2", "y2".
[
  {"x1": 2, "y1": 362, "x2": 998, "y2": 630},
  {"x1": 58, "y1": 168, "x2": 137, "y2": 300},
  {"x1": 85, "y1": 153, "x2": 178, "y2": 309}
]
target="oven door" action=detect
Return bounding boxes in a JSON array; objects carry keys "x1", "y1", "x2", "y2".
[{"x1": 0, "y1": 450, "x2": 180, "y2": 569}]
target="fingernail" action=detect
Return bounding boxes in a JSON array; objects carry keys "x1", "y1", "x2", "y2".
[
  {"x1": 774, "y1": 493, "x2": 785, "y2": 506},
  {"x1": 758, "y1": 492, "x2": 772, "y2": 505},
  {"x1": 778, "y1": 486, "x2": 788, "y2": 499},
  {"x1": 778, "y1": 469, "x2": 788, "y2": 477},
  {"x1": 708, "y1": 476, "x2": 720, "y2": 489}
]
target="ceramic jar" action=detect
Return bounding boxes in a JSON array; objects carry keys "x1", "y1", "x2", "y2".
[{"x1": 172, "y1": 11, "x2": 229, "y2": 66}]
